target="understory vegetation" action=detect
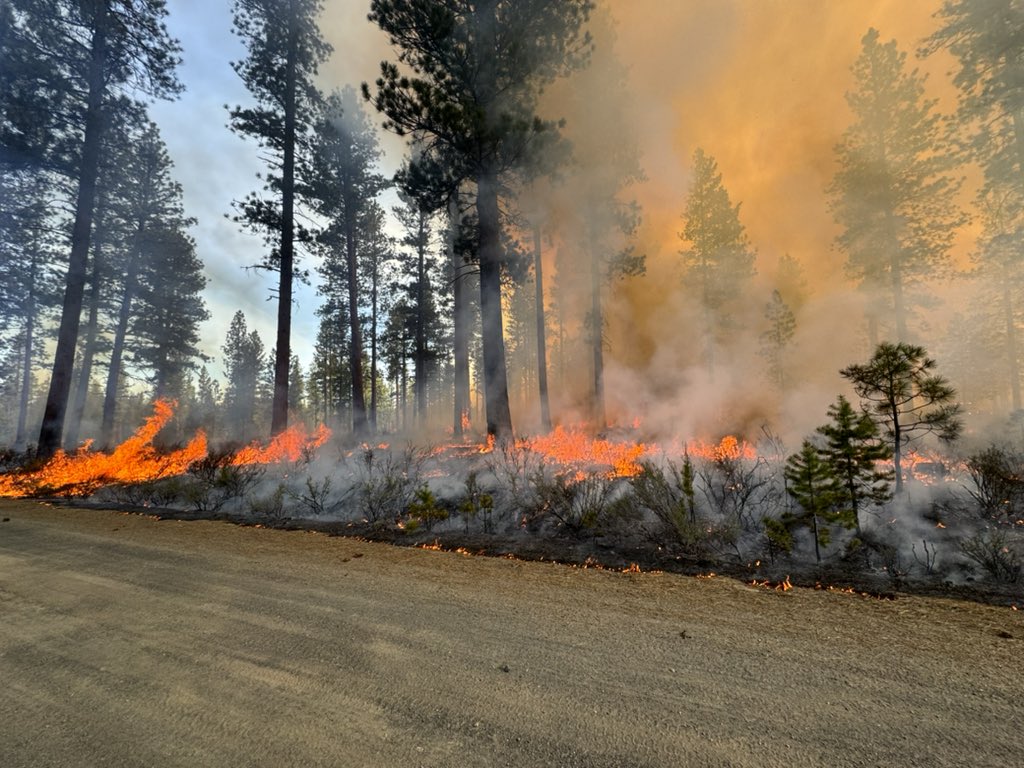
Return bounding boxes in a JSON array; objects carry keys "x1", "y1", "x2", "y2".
[{"x1": 75, "y1": 424, "x2": 1024, "y2": 597}]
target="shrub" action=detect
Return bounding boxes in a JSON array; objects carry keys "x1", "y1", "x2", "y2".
[
  {"x1": 458, "y1": 471, "x2": 495, "y2": 533},
  {"x1": 524, "y1": 466, "x2": 620, "y2": 536},
  {"x1": 965, "y1": 445, "x2": 1024, "y2": 522},
  {"x1": 346, "y1": 446, "x2": 423, "y2": 523},
  {"x1": 629, "y1": 458, "x2": 706, "y2": 552},
  {"x1": 407, "y1": 486, "x2": 449, "y2": 531},
  {"x1": 960, "y1": 529, "x2": 1022, "y2": 583}
]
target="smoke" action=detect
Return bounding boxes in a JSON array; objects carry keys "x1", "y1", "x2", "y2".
[{"x1": 499, "y1": 0, "x2": 985, "y2": 446}]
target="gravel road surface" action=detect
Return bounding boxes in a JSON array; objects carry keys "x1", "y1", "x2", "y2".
[{"x1": 0, "y1": 500, "x2": 1021, "y2": 767}]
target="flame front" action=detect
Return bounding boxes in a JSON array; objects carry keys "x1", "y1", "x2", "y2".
[{"x1": 0, "y1": 400, "x2": 331, "y2": 498}]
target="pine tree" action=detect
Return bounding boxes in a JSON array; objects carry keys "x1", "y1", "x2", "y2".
[
  {"x1": 0, "y1": 170, "x2": 62, "y2": 450},
  {"x1": 222, "y1": 311, "x2": 265, "y2": 443},
  {"x1": 782, "y1": 441, "x2": 841, "y2": 564},
  {"x1": 308, "y1": 301, "x2": 350, "y2": 428},
  {"x1": 96, "y1": 119, "x2": 194, "y2": 447},
  {"x1": 393, "y1": 189, "x2": 443, "y2": 427},
  {"x1": 308, "y1": 86, "x2": 387, "y2": 435},
  {"x1": 841, "y1": 342, "x2": 963, "y2": 492},
  {"x1": 830, "y1": 29, "x2": 964, "y2": 344},
  {"x1": 970, "y1": 185, "x2": 1024, "y2": 412},
  {"x1": 679, "y1": 148, "x2": 756, "y2": 378},
  {"x1": 130, "y1": 227, "x2": 209, "y2": 399},
  {"x1": 759, "y1": 290, "x2": 796, "y2": 390},
  {"x1": 229, "y1": 0, "x2": 330, "y2": 436},
  {"x1": 816, "y1": 395, "x2": 893, "y2": 536},
  {"x1": 366, "y1": 0, "x2": 593, "y2": 439},
  {"x1": 926, "y1": 1, "x2": 1024, "y2": 214},
  {"x1": 3, "y1": 1, "x2": 183, "y2": 457}
]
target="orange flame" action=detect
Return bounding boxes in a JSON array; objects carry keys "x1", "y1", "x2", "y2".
[
  {"x1": 524, "y1": 425, "x2": 649, "y2": 478},
  {"x1": 686, "y1": 435, "x2": 757, "y2": 462},
  {"x1": 0, "y1": 399, "x2": 206, "y2": 497},
  {"x1": 230, "y1": 423, "x2": 330, "y2": 465},
  {"x1": 0, "y1": 400, "x2": 332, "y2": 498}
]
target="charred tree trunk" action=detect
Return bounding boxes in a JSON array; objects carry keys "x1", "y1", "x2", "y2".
[
  {"x1": 534, "y1": 226, "x2": 551, "y2": 432},
  {"x1": 270, "y1": 6, "x2": 299, "y2": 436},
  {"x1": 450, "y1": 200, "x2": 470, "y2": 436},
  {"x1": 37, "y1": 3, "x2": 109, "y2": 458}
]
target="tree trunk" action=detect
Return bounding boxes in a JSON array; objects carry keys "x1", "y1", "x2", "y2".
[
  {"x1": 415, "y1": 208, "x2": 427, "y2": 425},
  {"x1": 589, "y1": 229, "x2": 605, "y2": 429},
  {"x1": 476, "y1": 170, "x2": 513, "y2": 439},
  {"x1": 14, "y1": 249, "x2": 38, "y2": 452},
  {"x1": 474, "y1": 0, "x2": 513, "y2": 440},
  {"x1": 270, "y1": 4, "x2": 299, "y2": 436},
  {"x1": 37, "y1": 2, "x2": 109, "y2": 458},
  {"x1": 892, "y1": 406, "x2": 903, "y2": 494},
  {"x1": 346, "y1": 211, "x2": 367, "y2": 436},
  {"x1": 534, "y1": 226, "x2": 551, "y2": 432},
  {"x1": 100, "y1": 250, "x2": 141, "y2": 449},
  {"x1": 450, "y1": 200, "x2": 470, "y2": 436},
  {"x1": 370, "y1": 246, "x2": 379, "y2": 433},
  {"x1": 65, "y1": 228, "x2": 105, "y2": 450}
]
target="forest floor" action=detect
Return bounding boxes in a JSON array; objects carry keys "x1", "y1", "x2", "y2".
[{"x1": 1, "y1": 499, "x2": 1022, "y2": 768}]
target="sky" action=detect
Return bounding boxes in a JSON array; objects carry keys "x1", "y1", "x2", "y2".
[{"x1": 147, "y1": 0, "x2": 959, "y2": 388}]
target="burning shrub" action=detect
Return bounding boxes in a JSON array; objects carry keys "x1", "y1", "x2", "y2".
[
  {"x1": 965, "y1": 445, "x2": 1024, "y2": 522},
  {"x1": 960, "y1": 528, "x2": 1022, "y2": 583}
]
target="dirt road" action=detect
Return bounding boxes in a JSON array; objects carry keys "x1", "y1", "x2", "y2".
[{"x1": 0, "y1": 501, "x2": 1020, "y2": 767}]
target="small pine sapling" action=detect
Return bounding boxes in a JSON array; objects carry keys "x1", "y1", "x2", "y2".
[
  {"x1": 816, "y1": 395, "x2": 893, "y2": 537},
  {"x1": 783, "y1": 441, "x2": 842, "y2": 564}
]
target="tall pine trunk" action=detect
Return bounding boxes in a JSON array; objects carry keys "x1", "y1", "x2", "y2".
[
  {"x1": 476, "y1": 170, "x2": 513, "y2": 439},
  {"x1": 65, "y1": 228, "x2": 105, "y2": 450},
  {"x1": 415, "y1": 208, "x2": 427, "y2": 425},
  {"x1": 450, "y1": 200, "x2": 470, "y2": 436},
  {"x1": 534, "y1": 226, "x2": 551, "y2": 432},
  {"x1": 346, "y1": 208, "x2": 367, "y2": 436},
  {"x1": 370, "y1": 248, "x2": 379, "y2": 432},
  {"x1": 474, "y1": 1, "x2": 512, "y2": 440},
  {"x1": 38, "y1": 3, "x2": 109, "y2": 458},
  {"x1": 270, "y1": 7, "x2": 298, "y2": 436},
  {"x1": 15, "y1": 250, "x2": 38, "y2": 451},
  {"x1": 100, "y1": 250, "x2": 141, "y2": 448}
]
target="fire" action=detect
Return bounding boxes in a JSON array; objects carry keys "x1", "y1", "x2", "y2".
[
  {"x1": 686, "y1": 435, "x2": 757, "y2": 462},
  {"x1": 0, "y1": 399, "x2": 205, "y2": 497},
  {"x1": 524, "y1": 425, "x2": 649, "y2": 478},
  {"x1": 230, "y1": 423, "x2": 331, "y2": 465},
  {"x1": 0, "y1": 399, "x2": 332, "y2": 498}
]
